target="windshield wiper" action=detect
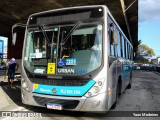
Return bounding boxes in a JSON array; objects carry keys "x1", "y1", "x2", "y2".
[
  {"x1": 39, "y1": 25, "x2": 57, "y2": 62},
  {"x1": 61, "y1": 21, "x2": 82, "y2": 45},
  {"x1": 39, "y1": 25, "x2": 51, "y2": 46},
  {"x1": 60, "y1": 21, "x2": 82, "y2": 58}
]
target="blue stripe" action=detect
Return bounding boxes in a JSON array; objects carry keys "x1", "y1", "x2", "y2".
[{"x1": 33, "y1": 80, "x2": 95, "y2": 96}]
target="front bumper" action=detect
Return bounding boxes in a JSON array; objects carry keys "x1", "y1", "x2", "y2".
[{"x1": 22, "y1": 90, "x2": 108, "y2": 112}]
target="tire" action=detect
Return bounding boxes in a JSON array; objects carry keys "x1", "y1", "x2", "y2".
[{"x1": 111, "y1": 82, "x2": 120, "y2": 109}]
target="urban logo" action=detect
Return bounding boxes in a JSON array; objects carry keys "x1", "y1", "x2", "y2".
[{"x1": 58, "y1": 68, "x2": 74, "y2": 74}]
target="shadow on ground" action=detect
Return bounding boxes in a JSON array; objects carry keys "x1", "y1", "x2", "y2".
[{"x1": 0, "y1": 78, "x2": 24, "y2": 107}]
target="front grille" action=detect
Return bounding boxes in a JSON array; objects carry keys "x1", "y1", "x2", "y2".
[
  {"x1": 30, "y1": 78, "x2": 89, "y2": 86},
  {"x1": 33, "y1": 96, "x2": 79, "y2": 109}
]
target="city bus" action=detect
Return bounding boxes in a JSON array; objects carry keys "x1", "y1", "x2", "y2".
[{"x1": 20, "y1": 5, "x2": 133, "y2": 112}]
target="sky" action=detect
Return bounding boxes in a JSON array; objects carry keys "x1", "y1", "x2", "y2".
[{"x1": 138, "y1": 0, "x2": 160, "y2": 58}]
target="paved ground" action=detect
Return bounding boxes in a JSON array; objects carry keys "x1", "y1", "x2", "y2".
[
  {"x1": 0, "y1": 75, "x2": 24, "y2": 111},
  {"x1": 0, "y1": 70, "x2": 160, "y2": 120}
]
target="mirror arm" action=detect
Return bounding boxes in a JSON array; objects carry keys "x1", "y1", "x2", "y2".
[
  {"x1": 12, "y1": 23, "x2": 26, "y2": 34},
  {"x1": 12, "y1": 23, "x2": 26, "y2": 45}
]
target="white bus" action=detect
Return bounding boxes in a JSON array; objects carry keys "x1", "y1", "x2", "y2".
[{"x1": 20, "y1": 5, "x2": 133, "y2": 112}]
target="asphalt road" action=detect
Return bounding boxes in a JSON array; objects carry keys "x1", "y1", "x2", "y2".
[{"x1": 0, "y1": 70, "x2": 160, "y2": 120}]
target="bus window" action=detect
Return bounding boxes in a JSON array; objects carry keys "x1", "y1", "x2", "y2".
[
  {"x1": 125, "y1": 41, "x2": 128, "y2": 59},
  {"x1": 109, "y1": 30, "x2": 115, "y2": 57},
  {"x1": 119, "y1": 33, "x2": 123, "y2": 57},
  {"x1": 128, "y1": 44, "x2": 131, "y2": 59},
  {"x1": 121, "y1": 36, "x2": 125, "y2": 58},
  {"x1": 124, "y1": 38, "x2": 126, "y2": 58},
  {"x1": 117, "y1": 31, "x2": 121, "y2": 57},
  {"x1": 131, "y1": 48, "x2": 133, "y2": 60}
]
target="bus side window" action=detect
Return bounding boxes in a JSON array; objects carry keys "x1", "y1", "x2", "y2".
[
  {"x1": 124, "y1": 38, "x2": 126, "y2": 59},
  {"x1": 121, "y1": 36, "x2": 125, "y2": 58},
  {"x1": 131, "y1": 48, "x2": 133, "y2": 60},
  {"x1": 130, "y1": 48, "x2": 132, "y2": 60},
  {"x1": 113, "y1": 28, "x2": 118, "y2": 57},
  {"x1": 125, "y1": 41, "x2": 128, "y2": 59},
  {"x1": 109, "y1": 31, "x2": 114, "y2": 56},
  {"x1": 117, "y1": 31, "x2": 121, "y2": 57},
  {"x1": 109, "y1": 28, "x2": 116, "y2": 57},
  {"x1": 128, "y1": 44, "x2": 131, "y2": 60},
  {"x1": 119, "y1": 33, "x2": 123, "y2": 57}
]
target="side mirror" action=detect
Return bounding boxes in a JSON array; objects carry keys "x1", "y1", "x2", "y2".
[
  {"x1": 110, "y1": 29, "x2": 118, "y2": 45},
  {"x1": 12, "y1": 32, "x2": 17, "y2": 45},
  {"x1": 113, "y1": 29, "x2": 118, "y2": 45},
  {"x1": 109, "y1": 23, "x2": 118, "y2": 45}
]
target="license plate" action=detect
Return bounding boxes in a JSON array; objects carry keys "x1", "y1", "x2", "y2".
[{"x1": 46, "y1": 103, "x2": 62, "y2": 110}]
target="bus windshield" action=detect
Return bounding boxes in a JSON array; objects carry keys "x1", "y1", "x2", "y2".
[{"x1": 23, "y1": 23, "x2": 102, "y2": 75}]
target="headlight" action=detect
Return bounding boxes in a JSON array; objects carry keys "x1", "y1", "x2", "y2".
[
  {"x1": 92, "y1": 86, "x2": 99, "y2": 93},
  {"x1": 22, "y1": 82, "x2": 27, "y2": 88},
  {"x1": 85, "y1": 79, "x2": 104, "y2": 98},
  {"x1": 21, "y1": 78, "x2": 31, "y2": 92}
]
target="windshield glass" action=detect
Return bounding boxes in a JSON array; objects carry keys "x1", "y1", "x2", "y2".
[{"x1": 23, "y1": 23, "x2": 102, "y2": 75}]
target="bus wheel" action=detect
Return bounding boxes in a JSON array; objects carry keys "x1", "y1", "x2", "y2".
[{"x1": 111, "y1": 82, "x2": 121, "y2": 109}]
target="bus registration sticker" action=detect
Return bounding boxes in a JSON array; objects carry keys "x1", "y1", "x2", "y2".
[
  {"x1": 47, "y1": 63, "x2": 55, "y2": 74},
  {"x1": 46, "y1": 103, "x2": 62, "y2": 110}
]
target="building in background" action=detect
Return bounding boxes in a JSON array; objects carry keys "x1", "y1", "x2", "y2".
[
  {"x1": 152, "y1": 57, "x2": 160, "y2": 67},
  {"x1": 0, "y1": 36, "x2": 8, "y2": 63},
  {"x1": 157, "y1": 57, "x2": 160, "y2": 65},
  {"x1": 0, "y1": 40, "x2": 4, "y2": 58}
]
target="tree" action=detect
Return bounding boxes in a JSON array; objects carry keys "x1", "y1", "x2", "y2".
[
  {"x1": 134, "y1": 39, "x2": 142, "y2": 59},
  {"x1": 138, "y1": 39, "x2": 142, "y2": 46},
  {"x1": 138, "y1": 44, "x2": 155, "y2": 58}
]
